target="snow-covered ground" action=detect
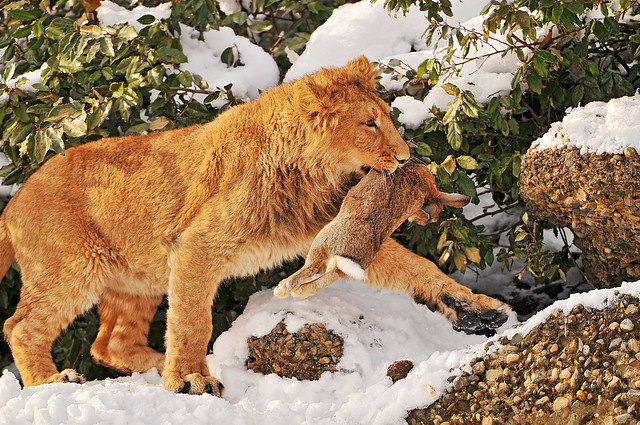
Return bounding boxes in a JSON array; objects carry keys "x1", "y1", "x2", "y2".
[
  {"x1": 2, "y1": 0, "x2": 640, "y2": 423},
  {"x1": 1, "y1": 279, "x2": 638, "y2": 425}
]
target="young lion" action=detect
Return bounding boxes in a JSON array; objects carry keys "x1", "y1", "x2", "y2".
[
  {"x1": 274, "y1": 163, "x2": 471, "y2": 299},
  {"x1": 0, "y1": 57, "x2": 509, "y2": 395}
]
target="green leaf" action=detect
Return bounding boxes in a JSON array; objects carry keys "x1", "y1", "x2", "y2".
[
  {"x1": 31, "y1": 130, "x2": 50, "y2": 163},
  {"x1": 12, "y1": 24, "x2": 34, "y2": 39},
  {"x1": 157, "y1": 47, "x2": 188, "y2": 65},
  {"x1": 447, "y1": 121, "x2": 463, "y2": 150},
  {"x1": 137, "y1": 14, "x2": 156, "y2": 25},
  {"x1": 533, "y1": 56, "x2": 548, "y2": 78},
  {"x1": 592, "y1": 20, "x2": 608, "y2": 40},
  {"x1": 8, "y1": 8, "x2": 43, "y2": 21},
  {"x1": 99, "y1": 38, "x2": 115, "y2": 57},
  {"x1": 455, "y1": 172, "x2": 478, "y2": 200},
  {"x1": 46, "y1": 127, "x2": 65, "y2": 154},
  {"x1": 526, "y1": 73, "x2": 542, "y2": 94},
  {"x1": 414, "y1": 142, "x2": 433, "y2": 156},
  {"x1": 512, "y1": 157, "x2": 522, "y2": 177},
  {"x1": 249, "y1": 20, "x2": 271, "y2": 33},
  {"x1": 221, "y1": 47, "x2": 234, "y2": 67},
  {"x1": 441, "y1": 83, "x2": 459, "y2": 96},
  {"x1": 603, "y1": 17, "x2": 619, "y2": 35},
  {"x1": 457, "y1": 155, "x2": 478, "y2": 170}
]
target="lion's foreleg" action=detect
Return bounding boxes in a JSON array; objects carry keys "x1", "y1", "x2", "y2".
[
  {"x1": 163, "y1": 239, "x2": 224, "y2": 396},
  {"x1": 364, "y1": 238, "x2": 511, "y2": 336}
]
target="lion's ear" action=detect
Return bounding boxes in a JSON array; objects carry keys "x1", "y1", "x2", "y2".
[
  {"x1": 345, "y1": 56, "x2": 377, "y2": 88},
  {"x1": 294, "y1": 79, "x2": 347, "y2": 130}
]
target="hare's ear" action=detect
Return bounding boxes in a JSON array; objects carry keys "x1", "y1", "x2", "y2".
[{"x1": 438, "y1": 193, "x2": 470, "y2": 208}]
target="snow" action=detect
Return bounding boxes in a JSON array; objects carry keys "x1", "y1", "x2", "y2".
[
  {"x1": 1, "y1": 279, "x2": 638, "y2": 424},
  {"x1": 284, "y1": 1, "x2": 522, "y2": 130},
  {"x1": 96, "y1": 1, "x2": 171, "y2": 31},
  {"x1": 531, "y1": 93, "x2": 640, "y2": 155},
  {"x1": 178, "y1": 26, "x2": 279, "y2": 106},
  {"x1": 284, "y1": 0, "x2": 488, "y2": 82},
  {"x1": 0, "y1": 63, "x2": 48, "y2": 104}
]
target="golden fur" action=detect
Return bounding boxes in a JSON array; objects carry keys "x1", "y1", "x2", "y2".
[
  {"x1": 274, "y1": 163, "x2": 471, "y2": 298},
  {"x1": 0, "y1": 57, "x2": 509, "y2": 394}
]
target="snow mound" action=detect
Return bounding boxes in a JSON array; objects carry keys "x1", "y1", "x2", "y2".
[
  {"x1": 2, "y1": 280, "x2": 639, "y2": 424},
  {"x1": 531, "y1": 93, "x2": 640, "y2": 155}
]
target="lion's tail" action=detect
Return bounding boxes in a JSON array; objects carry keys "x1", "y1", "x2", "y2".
[{"x1": 0, "y1": 217, "x2": 15, "y2": 279}]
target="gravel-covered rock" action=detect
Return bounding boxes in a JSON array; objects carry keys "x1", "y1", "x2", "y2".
[
  {"x1": 519, "y1": 146, "x2": 640, "y2": 286},
  {"x1": 246, "y1": 319, "x2": 344, "y2": 381},
  {"x1": 407, "y1": 294, "x2": 640, "y2": 424}
]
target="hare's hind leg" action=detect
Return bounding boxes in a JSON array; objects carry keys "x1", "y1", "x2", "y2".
[
  {"x1": 289, "y1": 270, "x2": 344, "y2": 299},
  {"x1": 273, "y1": 263, "x2": 322, "y2": 298}
]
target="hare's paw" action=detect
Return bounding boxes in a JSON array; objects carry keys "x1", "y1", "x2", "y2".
[
  {"x1": 46, "y1": 369, "x2": 86, "y2": 384},
  {"x1": 273, "y1": 279, "x2": 294, "y2": 298},
  {"x1": 163, "y1": 371, "x2": 224, "y2": 396}
]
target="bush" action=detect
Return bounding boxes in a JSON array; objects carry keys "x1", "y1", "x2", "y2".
[{"x1": 377, "y1": 0, "x2": 640, "y2": 286}]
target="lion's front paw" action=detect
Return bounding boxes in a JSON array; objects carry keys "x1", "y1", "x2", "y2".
[
  {"x1": 442, "y1": 294, "x2": 510, "y2": 337},
  {"x1": 163, "y1": 372, "x2": 224, "y2": 396},
  {"x1": 46, "y1": 368, "x2": 86, "y2": 384}
]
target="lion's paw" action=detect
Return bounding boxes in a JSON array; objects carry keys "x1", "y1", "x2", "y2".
[
  {"x1": 442, "y1": 294, "x2": 510, "y2": 337},
  {"x1": 164, "y1": 372, "x2": 224, "y2": 397},
  {"x1": 46, "y1": 368, "x2": 86, "y2": 384}
]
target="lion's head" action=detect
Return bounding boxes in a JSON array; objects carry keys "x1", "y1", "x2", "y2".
[{"x1": 293, "y1": 56, "x2": 410, "y2": 175}]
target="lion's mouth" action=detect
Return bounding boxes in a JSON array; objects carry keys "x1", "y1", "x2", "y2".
[{"x1": 361, "y1": 166, "x2": 372, "y2": 174}]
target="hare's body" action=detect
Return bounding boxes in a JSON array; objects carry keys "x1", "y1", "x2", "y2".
[{"x1": 275, "y1": 163, "x2": 470, "y2": 298}]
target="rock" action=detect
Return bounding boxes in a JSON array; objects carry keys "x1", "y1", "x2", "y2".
[
  {"x1": 535, "y1": 396, "x2": 550, "y2": 406},
  {"x1": 626, "y1": 304, "x2": 639, "y2": 315},
  {"x1": 616, "y1": 413, "x2": 632, "y2": 424},
  {"x1": 505, "y1": 353, "x2": 520, "y2": 364},
  {"x1": 620, "y1": 318, "x2": 634, "y2": 332},
  {"x1": 485, "y1": 369, "x2": 503, "y2": 386},
  {"x1": 472, "y1": 361, "x2": 486, "y2": 375},
  {"x1": 246, "y1": 319, "x2": 343, "y2": 381},
  {"x1": 387, "y1": 360, "x2": 414, "y2": 383},
  {"x1": 519, "y1": 146, "x2": 640, "y2": 286},
  {"x1": 552, "y1": 396, "x2": 570, "y2": 411},
  {"x1": 407, "y1": 294, "x2": 640, "y2": 424}
]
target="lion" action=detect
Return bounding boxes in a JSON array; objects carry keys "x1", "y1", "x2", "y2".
[{"x1": 0, "y1": 57, "x2": 509, "y2": 395}]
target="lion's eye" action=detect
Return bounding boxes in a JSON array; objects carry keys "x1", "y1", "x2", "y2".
[{"x1": 365, "y1": 119, "x2": 378, "y2": 128}]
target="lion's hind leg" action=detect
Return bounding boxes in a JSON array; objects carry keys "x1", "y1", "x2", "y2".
[
  {"x1": 91, "y1": 289, "x2": 164, "y2": 374},
  {"x1": 3, "y1": 270, "x2": 99, "y2": 386}
]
